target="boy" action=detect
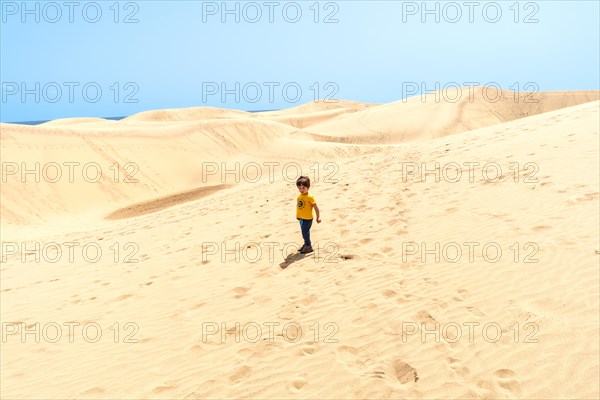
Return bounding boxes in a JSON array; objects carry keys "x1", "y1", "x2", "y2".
[{"x1": 296, "y1": 176, "x2": 321, "y2": 254}]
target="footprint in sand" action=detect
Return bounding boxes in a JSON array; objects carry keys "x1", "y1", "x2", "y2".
[
  {"x1": 385, "y1": 218, "x2": 399, "y2": 226},
  {"x1": 391, "y1": 359, "x2": 419, "y2": 384},
  {"x1": 298, "y1": 344, "x2": 317, "y2": 356},
  {"x1": 383, "y1": 289, "x2": 416, "y2": 305},
  {"x1": 531, "y1": 225, "x2": 552, "y2": 232},
  {"x1": 381, "y1": 246, "x2": 394, "y2": 255},
  {"x1": 446, "y1": 356, "x2": 470, "y2": 375},
  {"x1": 423, "y1": 277, "x2": 439, "y2": 286},
  {"x1": 466, "y1": 306, "x2": 486, "y2": 317},
  {"x1": 287, "y1": 377, "x2": 307, "y2": 393},
  {"x1": 568, "y1": 191, "x2": 600, "y2": 204},
  {"x1": 431, "y1": 297, "x2": 448, "y2": 309},
  {"x1": 251, "y1": 295, "x2": 271, "y2": 306},
  {"x1": 233, "y1": 286, "x2": 250, "y2": 299},
  {"x1": 152, "y1": 384, "x2": 176, "y2": 394},
  {"x1": 493, "y1": 368, "x2": 522, "y2": 396},
  {"x1": 238, "y1": 340, "x2": 284, "y2": 359},
  {"x1": 80, "y1": 387, "x2": 105, "y2": 395},
  {"x1": 229, "y1": 365, "x2": 252, "y2": 383},
  {"x1": 415, "y1": 310, "x2": 437, "y2": 324},
  {"x1": 335, "y1": 345, "x2": 366, "y2": 369},
  {"x1": 351, "y1": 311, "x2": 372, "y2": 327},
  {"x1": 452, "y1": 289, "x2": 468, "y2": 302},
  {"x1": 367, "y1": 366, "x2": 386, "y2": 380},
  {"x1": 299, "y1": 294, "x2": 318, "y2": 306}
]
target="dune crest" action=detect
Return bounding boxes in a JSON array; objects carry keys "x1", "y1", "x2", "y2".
[
  {"x1": 105, "y1": 184, "x2": 230, "y2": 220},
  {"x1": 306, "y1": 87, "x2": 600, "y2": 143}
]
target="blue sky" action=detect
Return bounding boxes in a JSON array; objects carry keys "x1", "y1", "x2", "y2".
[{"x1": 1, "y1": 0, "x2": 599, "y2": 122}]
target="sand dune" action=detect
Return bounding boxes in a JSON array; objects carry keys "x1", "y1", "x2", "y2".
[
  {"x1": 258, "y1": 99, "x2": 377, "y2": 116},
  {"x1": 1, "y1": 92, "x2": 599, "y2": 399},
  {"x1": 122, "y1": 106, "x2": 251, "y2": 122},
  {"x1": 253, "y1": 99, "x2": 379, "y2": 128},
  {"x1": 0, "y1": 118, "x2": 300, "y2": 229},
  {"x1": 307, "y1": 87, "x2": 600, "y2": 143},
  {"x1": 41, "y1": 117, "x2": 119, "y2": 126},
  {"x1": 3, "y1": 88, "x2": 597, "y2": 230}
]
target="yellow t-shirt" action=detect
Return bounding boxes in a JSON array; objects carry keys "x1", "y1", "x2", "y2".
[{"x1": 296, "y1": 193, "x2": 316, "y2": 219}]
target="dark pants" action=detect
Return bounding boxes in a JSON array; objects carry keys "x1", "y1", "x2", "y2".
[{"x1": 298, "y1": 218, "x2": 313, "y2": 247}]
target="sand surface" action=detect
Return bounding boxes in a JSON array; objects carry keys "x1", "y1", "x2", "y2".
[{"x1": 1, "y1": 88, "x2": 599, "y2": 399}]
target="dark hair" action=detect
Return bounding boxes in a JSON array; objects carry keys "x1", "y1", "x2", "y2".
[{"x1": 296, "y1": 176, "x2": 310, "y2": 189}]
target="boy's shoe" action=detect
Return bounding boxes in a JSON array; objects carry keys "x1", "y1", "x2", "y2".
[
  {"x1": 298, "y1": 245, "x2": 305, "y2": 252},
  {"x1": 300, "y1": 246, "x2": 313, "y2": 254}
]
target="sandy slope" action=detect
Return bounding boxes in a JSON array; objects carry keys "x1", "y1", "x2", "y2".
[
  {"x1": 308, "y1": 88, "x2": 600, "y2": 143},
  {"x1": 1, "y1": 91, "x2": 599, "y2": 399}
]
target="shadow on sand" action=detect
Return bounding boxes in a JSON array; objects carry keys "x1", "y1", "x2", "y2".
[
  {"x1": 279, "y1": 251, "x2": 312, "y2": 269},
  {"x1": 106, "y1": 184, "x2": 231, "y2": 220}
]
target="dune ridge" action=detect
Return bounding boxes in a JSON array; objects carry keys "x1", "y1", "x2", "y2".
[{"x1": 306, "y1": 88, "x2": 600, "y2": 143}]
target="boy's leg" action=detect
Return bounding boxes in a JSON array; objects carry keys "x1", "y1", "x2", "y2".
[
  {"x1": 301, "y1": 219, "x2": 313, "y2": 247},
  {"x1": 298, "y1": 219, "x2": 305, "y2": 251}
]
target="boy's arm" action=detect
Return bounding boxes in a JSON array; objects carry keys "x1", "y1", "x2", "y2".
[{"x1": 313, "y1": 203, "x2": 321, "y2": 223}]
